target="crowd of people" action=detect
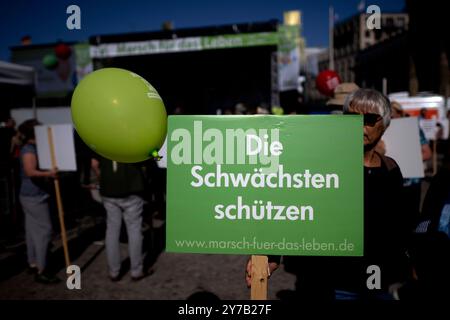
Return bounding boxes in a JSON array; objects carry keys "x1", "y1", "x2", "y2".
[
  {"x1": 0, "y1": 84, "x2": 449, "y2": 299},
  {"x1": 1, "y1": 119, "x2": 161, "y2": 284}
]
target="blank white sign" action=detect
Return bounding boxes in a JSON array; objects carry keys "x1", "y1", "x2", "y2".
[
  {"x1": 383, "y1": 117, "x2": 424, "y2": 178},
  {"x1": 35, "y1": 124, "x2": 77, "y2": 171}
]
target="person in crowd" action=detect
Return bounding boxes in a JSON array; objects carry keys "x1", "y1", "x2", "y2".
[
  {"x1": 234, "y1": 102, "x2": 247, "y2": 115},
  {"x1": 391, "y1": 101, "x2": 432, "y2": 226},
  {"x1": 256, "y1": 105, "x2": 270, "y2": 114},
  {"x1": 91, "y1": 157, "x2": 147, "y2": 281},
  {"x1": 223, "y1": 108, "x2": 233, "y2": 115},
  {"x1": 419, "y1": 108, "x2": 427, "y2": 120},
  {"x1": 18, "y1": 119, "x2": 59, "y2": 284},
  {"x1": 246, "y1": 89, "x2": 411, "y2": 300}
]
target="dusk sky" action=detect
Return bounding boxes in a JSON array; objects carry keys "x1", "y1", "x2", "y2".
[{"x1": 0, "y1": 0, "x2": 405, "y2": 60}]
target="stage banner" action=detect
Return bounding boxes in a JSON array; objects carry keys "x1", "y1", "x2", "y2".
[{"x1": 90, "y1": 32, "x2": 279, "y2": 58}]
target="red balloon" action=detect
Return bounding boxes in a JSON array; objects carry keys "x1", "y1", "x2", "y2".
[
  {"x1": 54, "y1": 43, "x2": 72, "y2": 60},
  {"x1": 316, "y1": 70, "x2": 341, "y2": 97}
]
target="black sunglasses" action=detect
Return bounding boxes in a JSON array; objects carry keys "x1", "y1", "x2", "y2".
[{"x1": 344, "y1": 112, "x2": 383, "y2": 127}]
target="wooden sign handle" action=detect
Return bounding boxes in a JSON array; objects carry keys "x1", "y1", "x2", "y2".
[
  {"x1": 47, "y1": 127, "x2": 71, "y2": 268},
  {"x1": 250, "y1": 255, "x2": 269, "y2": 300}
]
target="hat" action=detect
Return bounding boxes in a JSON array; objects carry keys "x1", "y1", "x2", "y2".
[
  {"x1": 326, "y1": 82, "x2": 360, "y2": 106},
  {"x1": 391, "y1": 101, "x2": 403, "y2": 112}
]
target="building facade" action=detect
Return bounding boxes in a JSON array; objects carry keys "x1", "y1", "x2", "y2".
[{"x1": 319, "y1": 12, "x2": 409, "y2": 85}]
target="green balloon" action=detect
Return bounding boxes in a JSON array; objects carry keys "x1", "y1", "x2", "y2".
[
  {"x1": 71, "y1": 68, "x2": 167, "y2": 163},
  {"x1": 42, "y1": 54, "x2": 58, "y2": 69}
]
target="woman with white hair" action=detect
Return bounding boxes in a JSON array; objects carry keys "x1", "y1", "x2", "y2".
[{"x1": 246, "y1": 89, "x2": 410, "y2": 300}]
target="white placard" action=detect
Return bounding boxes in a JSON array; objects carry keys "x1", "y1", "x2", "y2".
[
  {"x1": 383, "y1": 117, "x2": 424, "y2": 178},
  {"x1": 34, "y1": 124, "x2": 77, "y2": 171},
  {"x1": 419, "y1": 118, "x2": 438, "y2": 141}
]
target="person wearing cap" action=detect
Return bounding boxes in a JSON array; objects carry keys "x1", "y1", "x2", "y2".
[{"x1": 326, "y1": 82, "x2": 360, "y2": 114}]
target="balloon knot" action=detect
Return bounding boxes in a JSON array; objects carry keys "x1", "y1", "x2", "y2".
[{"x1": 151, "y1": 150, "x2": 162, "y2": 161}]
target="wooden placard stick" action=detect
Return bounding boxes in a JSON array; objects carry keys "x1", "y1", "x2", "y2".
[
  {"x1": 47, "y1": 126, "x2": 71, "y2": 268},
  {"x1": 250, "y1": 255, "x2": 269, "y2": 300}
]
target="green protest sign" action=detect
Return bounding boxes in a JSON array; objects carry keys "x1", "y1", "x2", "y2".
[{"x1": 166, "y1": 115, "x2": 363, "y2": 256}]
